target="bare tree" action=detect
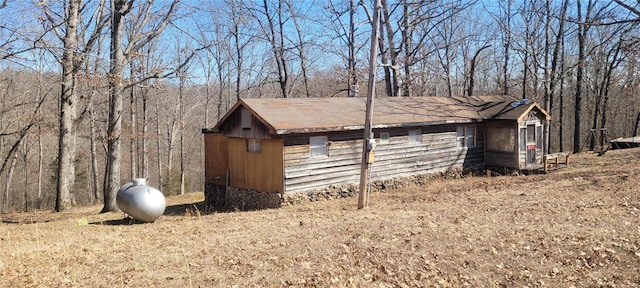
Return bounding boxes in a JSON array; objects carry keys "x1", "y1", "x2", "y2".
[
  {"x1": 40, "y1": 0, "x2": 108, "y2": 211},
  {"x1": 486, "y1": 0, "x2": 513, "y2": 96},
  {"x1": 634, "y1": 111, "x2": 640, "y2": 136},
  {"x1": 102, "y1": 0, "x2": 178, "y2": 213},
  {"x1": 380, "y1": 0, "x2": 399, "y2": 97},
  {"x1": 228, "y1": 0, "x2": 251, "y2": 102},
  {"x1": 573, "y1": 0, "x2": 600, "y2": 153},
  {"x1": 466, "y1": 45, "x2": 491, "y2": 96},
  {"x1": 285, "y1": 0, "x2": 311, "y2": 98},
  {"x1": 325, "y1": 0, "x2": 365, "y2": 97},
  {"x1": 54, "y1": 0, "x2": 81, "y2": 211},
  {"x1": 545, "y1": 0, "x2": 569, "y2": 153}
]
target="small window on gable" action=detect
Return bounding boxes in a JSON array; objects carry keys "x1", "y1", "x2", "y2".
[
  {"x1": 457, "y1": 125, "x2": 477, "y2": 148},
  {"x1": 247, "y1": 139, "x2": 261, "y2": 153},
  {"x1": 408, "y1": 129, "x2": 422, "y2": 143},
  {"x1": 241, "y1": 108, "x2": 252, "y2": 129},
  {"x1": 310, "y1": 136, "x2": 328, "y2": 157},
  {"x1": 379, "y1": 132, "x2": 390, "y2": 144}
]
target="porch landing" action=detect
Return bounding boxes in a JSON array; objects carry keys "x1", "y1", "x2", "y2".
[
  {"x1": 611, "y1": 136, "x2": 640, "y2": 149},
  {"x1": 519, "y1": 164, "x2": 546, "y2": 174}
]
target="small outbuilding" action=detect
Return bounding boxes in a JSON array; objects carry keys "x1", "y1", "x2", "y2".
[{"x1": 202, "y1": 95, "x2": 550, "y2": 209}]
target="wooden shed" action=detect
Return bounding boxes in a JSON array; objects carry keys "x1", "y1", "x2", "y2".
[{"x1": 202, "y1": 95, "x2": 550, "y2": 208}]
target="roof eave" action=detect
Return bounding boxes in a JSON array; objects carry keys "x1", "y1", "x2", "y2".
[{"x1": 275, "y1": 119, "x2": 482, "y2": 134}]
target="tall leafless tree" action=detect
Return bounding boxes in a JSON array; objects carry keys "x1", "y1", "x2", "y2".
[
  {"x1": 102, "y1": 0, "x2": 178, "y2": 213},
  {"x1": 573, "y1": 0, "x2": 595, "y2": 153},
  {"x1": 54, "y1": 0, "x2": 80, "y2": 211}
]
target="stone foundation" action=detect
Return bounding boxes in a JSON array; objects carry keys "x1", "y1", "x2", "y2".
[
  {"x1": 205, "y1": 167, "x2": 473, "y2": 211},
  {"x1": 203, "y1": 183, "x2": 282, "y2": 212}
]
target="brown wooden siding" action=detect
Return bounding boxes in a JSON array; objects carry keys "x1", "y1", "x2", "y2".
[
  {"x1": 228, "y1": 138, "x2": 284, "y2": 193},
  {"x1": 283, "y1": 124, "x2": 485, "y2": 194},
  {"x1": 204, "y1": 133, "x2": 229, "y2": 185}
]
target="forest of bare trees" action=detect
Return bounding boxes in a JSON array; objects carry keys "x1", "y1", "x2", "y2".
[{"x1": 1, "y1": 0, "x2": 639, "y2": 213}]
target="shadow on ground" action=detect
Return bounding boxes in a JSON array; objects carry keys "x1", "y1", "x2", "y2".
[
  {"x1": 163, "y1": 202, "x2": 206, "y2": 216},
  {"x1": 90, "y1": 201, "x2": 207, "y2": 226},
  {"x1": 93, "y1": 218, "x2": 148, "y2": 225}
]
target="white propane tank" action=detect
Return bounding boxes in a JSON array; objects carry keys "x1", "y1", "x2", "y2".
[{"x1": 116, "y1": 178, "x2": 166, "y2": 223}]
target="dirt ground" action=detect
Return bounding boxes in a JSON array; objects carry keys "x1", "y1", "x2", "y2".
[{"x1": 1, "y1": 148, "x2": 639, "y2": 287}]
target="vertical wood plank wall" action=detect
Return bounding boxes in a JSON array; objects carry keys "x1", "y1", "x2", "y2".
[
  {"x1": 204, "y1": 133, "x2": 228, "y2": 185},
  {"x1": 228, "y1": 138, "x2": 284, "y2": 193},
  {"x1": 283, "y1": 125, "x2": 485, "y2": 194}
]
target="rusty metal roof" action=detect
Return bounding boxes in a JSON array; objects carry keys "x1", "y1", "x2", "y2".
[{"x1": 211, "y1": 96, "x2": 550, "y2": 135}]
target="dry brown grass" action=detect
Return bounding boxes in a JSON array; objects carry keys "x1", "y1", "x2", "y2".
[{"x1": 1, "y1": 148, "x2": 640, "y2": 287}]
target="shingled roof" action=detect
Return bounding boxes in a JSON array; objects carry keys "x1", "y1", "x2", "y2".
[{"x1": 211, "y1": 95, "x2": 550, "y2": 134}]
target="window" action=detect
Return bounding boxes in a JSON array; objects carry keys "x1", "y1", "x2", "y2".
[
  {"x1": 310, "y1": 136, "x2": 328, "y2": 157},
  {"x1": 241, "y1": 108, "x2": 252, "y2": 129},
  {"x1": 526, "y1": 125, "x2": 535, "y2": 143},
  {"x1": 466, "y1": 126, "x2": 476, "y2": 147},
  {"x1": 408, "y1": 129, "x2": 422, "y2": 143},
  {"x1": 379, "y1": 132, "x2": 390, "y2": 144},
  {"x1": 536, "y1": 125, "x2": 543, "y2": 150},
  {"x1": 247, "y1": 139, "x2": 261, "y2": 153},
  {"x1": 486, "y1": 127, "x2": 514, "y2": 152},
  {"x1": 457, "y1": 125, "x2": 476, "y2": 148},
  {"x1": 520, "y1": 127, "x2": 526, "y2": 151}
]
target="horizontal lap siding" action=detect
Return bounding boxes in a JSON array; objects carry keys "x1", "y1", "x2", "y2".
[
  {"x1": 283, "y1": 126, "x2": 484, "y2": 194},
  {"x1": 284, "y1": 133, "x2": 362, "y2": 193}
]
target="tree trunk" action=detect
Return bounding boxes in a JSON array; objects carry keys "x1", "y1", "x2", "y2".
[
  {"x1": 378, "y1": 16, "x2": 392, "y2": 97},
  {"x1": 37, "y1": 124, "x2": 43, "y2": 208},
  {"x1": 179, "y1": 71, "x2": 185, "y2": 195},
  {"x1": 3, "y1": 152, "x2": 17, "y2": 212},
  {"x1": 141, "y1": 88, "x2": 149, "y2": 179},
  {"x1": 559, "y1": 34, "x2": 565, "y2": 152},
  {"x1": 286, "y1": 1, "x2": 310, "y2": 98},
  {"x1": 231, "y1": 0, "x2": 243, "y2": 102},
  {"x1": 56, "y1": 0, "x2": 80, "y2": 212},
  {"x1": 574, "y1": 1, "x2": 585, "y2": 153},
  {"x1": 401, "y1": 0, "x2": 412, "y2": 97},
  {"x1": 166, "y1": 117, "x2": 176, "y2": 194},
  {"x1": 155, "y1": 100, "x2": 163, "y2": 191},
  {"x1": 543, "y1": 0, "x2": 551, "y2": 153},
  {"x1": 88, "y1": 91, "x2": 101, "y2": 203},
  {"x1": 590, "y1": 85, "x2": 602, "y2": 151},
  {"x1": 600, "y1": 39, "x2": 623, "y2": 144},
  {"x1": 503, "y1": 0, "x2": 512, "y2": 95},
  {"x1": 548, "y1": 0, "x2": 568, "y2": 153},
  {"x1": 348, "y1": 0, "x2": 357, "y2": 96},
  {"x1": 102, "y1": 0, "x2": 127, "y2": 213},
  {"x1": 634, "y1": 111, "x2": 640, "y2": 136},
  {"x1": 129, "y1": 65, "x2": 137, "y2": 179},
  {"x1": 382, "y1": 0, "x2": 399, "y2": 96},
  {"x1": 217, "y1": 53, "x2": 226, "y2": 121},
  {"x1": 262, "y1": 0, "x2": 288, "y2": 98},
  {"x1": 467, "y1": 45, "x2": 491, "y2": 97},
  {"x1": 23, "y1": 141, "x2": 28, "y2": 211}
]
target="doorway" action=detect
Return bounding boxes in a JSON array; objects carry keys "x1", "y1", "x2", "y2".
[{"x1": 521, "y1": 124, "x2": 543, "y2": 166}]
